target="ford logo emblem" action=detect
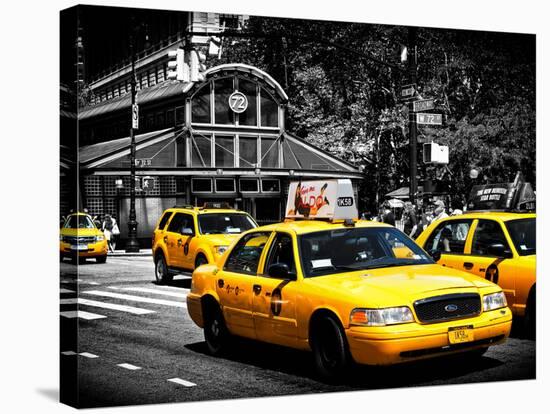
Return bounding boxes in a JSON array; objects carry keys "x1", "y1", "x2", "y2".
[{"x1": 445, "y1": 304, "x2": 458, "y2": 312}]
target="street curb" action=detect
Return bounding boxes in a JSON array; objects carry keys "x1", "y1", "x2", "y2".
[{"x1": 109, "y1": 250, "x2": 152, "y2": 257}]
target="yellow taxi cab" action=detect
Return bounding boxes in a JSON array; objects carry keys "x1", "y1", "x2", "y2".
[
  {"x1": 60, "y1": 212, "x2": 108, "y2": 263},
  {"x1": 152, "y1": 203, "x2": 258, "y2": 283},
  {"x1": 186, "y1": 180, "x2": 512, "y2": 379},
  {"x1": 416, "y1": 181, "x2": 536, "y2": 336}
]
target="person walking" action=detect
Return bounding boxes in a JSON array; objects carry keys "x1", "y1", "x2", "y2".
[
  {"x1": 102, "y1": 214, "x2": 115, "y2": 253},
  {"x1": 402, "y1": 202, "x2": 419, "y2": 238},
  {"x1": 431, "y1": 199, "x2": 449, "y2": 223},
  {"x1": 381, "y1": 202, "x2": 396, "y2": 226}
]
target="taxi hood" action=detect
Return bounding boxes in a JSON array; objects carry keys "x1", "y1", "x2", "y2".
[
  {"x1": 201, "y1": 233, "x2": 241, "y2": 246},
  {"x1": 306, "y1": 264, "x2": 495, "y2": 307},
  {"x1": 60, "y1": 227, "x2": 102, "y2": 237}
]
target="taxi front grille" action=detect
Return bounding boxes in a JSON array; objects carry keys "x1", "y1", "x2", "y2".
[
  {"x1": 64, "y1": 236, "x2": 96, "y2": 244},
  {"x1": 414, "y1": 293, "x2": 481, "y2": 323}
]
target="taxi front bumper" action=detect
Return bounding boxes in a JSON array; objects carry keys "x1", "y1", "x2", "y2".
[
  {"x1": 346, "y1": 307, "x2": 512, "y2": 365},
  {"x1": 60, "y1": 240, "x2": 108, "y2": 258}
]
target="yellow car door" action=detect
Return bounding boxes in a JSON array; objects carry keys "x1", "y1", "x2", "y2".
[
  {"x1": 216, "y1": 231, "x2": 272, "y2": 339},
  {"x1": 422, "y1": 218, "x2": 475, "y2": 270},
  {"x1": 164, "y1": 212, "x2": 189, "y2": 268},
  {"x1": 466, "y1": 219, "x2": 517, "y2": 310},
  {"x1": 252, "y1": 232, "x2": 298, "y2": 348}
]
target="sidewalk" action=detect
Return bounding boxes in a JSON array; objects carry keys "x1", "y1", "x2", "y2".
[{"x1": 109, "y1": 248, "x2": 152, "y2": 257}]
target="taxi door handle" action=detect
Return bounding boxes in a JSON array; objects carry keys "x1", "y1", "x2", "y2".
[
  {"x1": 253, "y1": 284, "x2": 262, "y2": 295},
  {"x1": 177, "y1": 239, "x2": 183, "y2": 246},
  {"x1": 217, "y1": 279, "x2": 224, "y2": 288},
  {"x1": 463, "y1": 262, "x2": 474, "y2": 270},
  {"x1": 163, "y1": 236, "x2": 168, "y2": 243}
]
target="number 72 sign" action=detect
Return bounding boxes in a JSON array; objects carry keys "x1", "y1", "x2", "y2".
[
  {"x1": 228, "y1": 91, "x2": 248, "y2": 113},
  {"x1": 416, "y1": 113, "x2": 443, "y2": 125}
]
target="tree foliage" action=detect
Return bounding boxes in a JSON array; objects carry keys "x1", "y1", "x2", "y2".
[{"x1": 210, "y1": 18, "x2": 535, "y2": 210}]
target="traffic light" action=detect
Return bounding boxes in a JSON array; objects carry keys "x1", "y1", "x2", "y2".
[
  {"x1": 189, "y1": 49, "x2": 207, "y2": 82},
  {"x1": 167, "y1": 48, "x2": 189, "y2": 82}
]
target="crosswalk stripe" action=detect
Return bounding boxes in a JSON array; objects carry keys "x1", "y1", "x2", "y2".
[
  {"x1": 79, "y1": 352, "x2": 99, "y2": 359},
  {"x1": 60, "y1": 298, "x2": 155, "y2": 315},
  {"x1": 153, "y1": 285, "x2": 191, "y2": 292},
  {"x1": 167, "y1": 378, "x2": 196, "y2": 387},
  {"x1": 61, "y1": 351, "x2": 77, "y2": 356},
  {"x1": 61, "y1": 279, "x2": 100, "y2": 285},
  {"x1": 117, "y1": 363, "x2": 142, "y2": 370},
  {"x1": 60, "y1": 288, "x2": 75, "y2": 294},
  {"x1": 60, "y1": 310, "x2": 106, "y2": 320},
  {"x1": 83, "y1": 290, "x2": 187, "y2": 308},
  {"x1": 109, "y1": 286, "x2": 188, "y2": 298}
]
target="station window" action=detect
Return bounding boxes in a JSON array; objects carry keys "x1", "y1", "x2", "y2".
[
  {"x1": 175, "y1": 106, "x2": 185, "y2": 125},
  {"x1": 239, "y1": 136, "x2": 258, "y2": 167},
  {"x1": 191, "y1": 135, "x2": 212, "y2": 167},
  {"x1": 191, "y1": 178, "x2": 213, "y2": 193},
  {"x1": 261, "y1": 178, "x2": 280, "y2": 193},
  {"x1": 214, "y1": 77, "x2": 234, "y2": 125},
  {"x1": 215, "y1": 178, "x2": 236, "y2": 193},
  {"x1": 192, "y1": 83, "x2": 211, "y2": 124},
  {"x1": 215, "y1": 135, "x2": 235, "y2": 167},
  {"x1": 238, "y1": 79, "x2": 257, "y2": 126},
  {"x1": 260, "y1": 137, "x2": 278, "y2": 168},
  {"x1": 260, "y1": 88, "x2": 278, "y2": 127},
  {"x1": 239, "y1": 178, "x2": 259, "y2": 193}
]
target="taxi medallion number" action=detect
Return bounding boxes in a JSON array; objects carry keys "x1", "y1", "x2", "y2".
[{"x1": 448, "y1": 325, "x2": 474, "y2": 344}]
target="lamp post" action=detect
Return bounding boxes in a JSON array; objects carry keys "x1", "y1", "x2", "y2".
[
  {"x1": 125, "y1": 31, "x2": 140, "y2": 252},
  {"x1": 408, "y1": 27, "x2": 418, "y2": 205}
]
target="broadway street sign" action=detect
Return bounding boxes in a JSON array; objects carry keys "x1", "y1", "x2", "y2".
[{"x1": 412, "y1": 99, "x2": 435, "y2": 112}]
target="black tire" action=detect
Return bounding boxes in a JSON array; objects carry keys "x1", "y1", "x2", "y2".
[
  {"x1": 195, "y1": 254, "x2": 208, "y2": 269},
  {"x1": 525, "y1": 288, "x2": 536, "y2": 339},
  {"x1": 203, "y1": 302, "x2": 230, "y2": 356},
  {"x1": 154, "y1": 254, "x2": 173, "y2": 284},
  {"x1": 96, "y1": 255, "x2": 107, "y2": 264},
  {"x1": 310, "y1": 315, "x2": 350, "y2": 381}
]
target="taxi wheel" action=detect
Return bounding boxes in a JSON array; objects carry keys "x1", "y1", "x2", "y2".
[
  {"x1": 155, "y1": 254, "x2": 173, "y2": 284},
  {"x1": 96, "y1": 255, "x2": 107, "y2": 264},
  {"x1": 203, "y1": 303, "x2": 229, "y2": 356},
  {"x1": 311, "y1": 315, "x2": 350, "y2": 380},
  {"x1": 195, "y1": 255, "x2": 208, "y2": 269}
]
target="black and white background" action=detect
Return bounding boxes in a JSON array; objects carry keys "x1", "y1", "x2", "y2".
[{"x1": 1, "y1": 0, "x2": 549, "y2": 413}]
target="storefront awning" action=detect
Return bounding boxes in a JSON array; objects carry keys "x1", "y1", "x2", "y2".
[{"x1": 385, "y1": 186, "x2": 424, "y2": 199}]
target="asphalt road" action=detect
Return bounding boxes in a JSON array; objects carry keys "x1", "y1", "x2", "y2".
[{"x1": 59, "y1": 255, "x2": 536, "y2": 409}]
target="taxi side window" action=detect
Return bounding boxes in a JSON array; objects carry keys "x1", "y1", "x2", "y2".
[
  {"x1": 471, "y1": 220, "x2": 509, "y2": 256},
  {"x1": 425, "y1": 220, "x2": 472, "y2": 254},
  {"x1": 264, "y1": 233, "x2": 296, "y2": 276},
  {"x1": 157, "y1": 212, "x2": 173, "y2": 231},
  {"x1": 225, "y1": 232, "x2": 270, "y2": 275},
  {"x1": 166, "y1": 213, "x2": 194, "y2": 234}
]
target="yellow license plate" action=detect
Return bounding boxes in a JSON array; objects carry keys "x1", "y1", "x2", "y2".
[{"x1": 448, "y1": 325, "x2": 474, "y2": 344}]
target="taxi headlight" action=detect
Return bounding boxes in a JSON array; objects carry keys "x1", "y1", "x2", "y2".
[
  {"x1": 214, "y1": 245, "x2": 228, "y2": 255},
  {"x1": 483, "y1": 292, "x2": 507, "y2": 311},
  {"x1": 95, "y1": 235, "x2": 105, "y2": 242},
  {"x1": 350, "y1": 307, "x2": 414, "y2": 326}
]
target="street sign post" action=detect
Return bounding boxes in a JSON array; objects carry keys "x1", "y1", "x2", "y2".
[
  {"x1": 416, "y1": 113, "x2": 443, "y2": 125},
  {"x1": 401, "y1": 83, "x2": 416, "y2": 99},
  {"x1": 412, "y1": 99, "x2": 435, "y2": 112},
  {"x1": 132, "y1": 104, "x2": 139, "y2": 129}
]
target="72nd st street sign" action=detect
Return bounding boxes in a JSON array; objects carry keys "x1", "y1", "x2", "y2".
[{"x1": 416, "y1": 113, "x2": 443, "y2": 125}]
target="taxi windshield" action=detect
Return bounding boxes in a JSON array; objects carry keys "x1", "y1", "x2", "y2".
[
  {"x1": 198, "y1": 213, "x2": 257, "y2": 235},
  {"x1": 506, "y1": 218, "x2": 536, "y2": 256},
  {"x1": 299, "y1": 227, "x2": 433, "y2": 277},
  {"x1": 65, "y1": 215, "x2": 95, "y2": 229}
]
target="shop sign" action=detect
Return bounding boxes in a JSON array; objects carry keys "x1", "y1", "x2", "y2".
[
  {"x1": 285, "y1": 179, "x2": 358, "y2": 220},
  {"x1": 228, "y1": 91, "x2": 248, "y2": 113}
]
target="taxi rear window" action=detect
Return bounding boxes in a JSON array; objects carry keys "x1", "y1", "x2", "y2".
[{"x1": 157, "y1": 211, "x2": 173, "y2": 230}]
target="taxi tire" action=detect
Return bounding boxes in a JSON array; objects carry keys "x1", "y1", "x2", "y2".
[
  {"x1": 96, "y1": 255, "x2": 107, "y2": 264},
  {"x1": 525, "y1": 288, "x2": 536, "y2": 339},
  {"x1": 195, "y1": 254, "x2": 208, "y2": 269},
  {"x1": 311, "y1": 315, "x2": 350, "y2": 381},
  {"x1": 203, "y1": 303, "x2": 230, "y2": 356},
  {"x1": 155, "y1": 254, "x2": 173, "y2": 284}
]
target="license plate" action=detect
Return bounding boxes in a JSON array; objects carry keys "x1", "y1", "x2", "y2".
[
  {"x1": 70, "y1": 244, "x2": 88, "y2": 251},
  {"x1": 448, "y1": 325, "x2": 474, "y2": 344}
]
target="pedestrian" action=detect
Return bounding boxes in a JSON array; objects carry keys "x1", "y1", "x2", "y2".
[
  {"x1": 102, "y1": 214, "x2": 115, "y2": 253},
  {"x1": 110, "y1": 214, "x2": 120, "y2": 251},
  {"x1": 402, "y1": 202, "x2": 419, "y2": 238},
  {"x1": 431, "y1": 199, "x2": 449, "y2": 223},
  {"x1": 381, "y1": 202, "x2": 396, "y2": 226}
]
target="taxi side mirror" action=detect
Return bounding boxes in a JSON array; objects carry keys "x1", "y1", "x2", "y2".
[
  {"x1": 487, "y1": 243, "x2": 513, "y2": 258},
  {"x1": 268, "y1": 263, "x2": 297, "y2": 280},
  {"x1": 428, "y1": 249, "x2": 441, "y2": 262}
]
